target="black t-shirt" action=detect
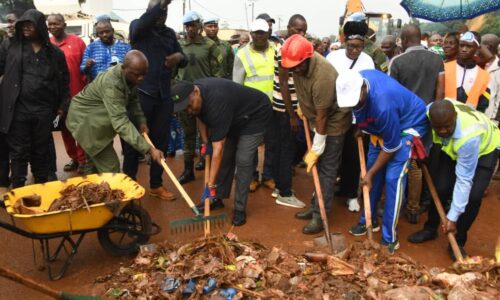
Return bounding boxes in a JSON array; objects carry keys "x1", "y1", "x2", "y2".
[{"x1": 196, "y1": 77, "x2": 272, "y2": 141}]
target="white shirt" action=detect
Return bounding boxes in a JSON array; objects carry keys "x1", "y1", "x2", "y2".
[
  {"x1": 455, "y1": 63, "x2": 479, "y2": 94},
  {"x1": 326, "y1": 49, "x2": 375, "y2": 73}
]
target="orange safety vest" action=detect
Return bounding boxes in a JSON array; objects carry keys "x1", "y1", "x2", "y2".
[{"x1": 444, "y1": 60, "x2": 490, "y2": 108}]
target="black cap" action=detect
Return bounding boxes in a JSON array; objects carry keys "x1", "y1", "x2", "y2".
[
  {"x1": 171, "y1": 80, "x2": 194, "y2": 113},
  {"x1": 256, "y1": 13, "x2": 275, "y2": 24}
]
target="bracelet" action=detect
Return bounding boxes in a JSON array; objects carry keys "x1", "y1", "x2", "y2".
[{"x1": 208, "y1": 184, "x2": 217, "y2": 188}]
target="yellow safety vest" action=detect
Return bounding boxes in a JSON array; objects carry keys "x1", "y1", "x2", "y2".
[
  {"x1": 237, "y1": 44, "x2": 275, "y2": 100},
  {"x1": 430, "y1": 99, "x2": 500, "y2": 160}
]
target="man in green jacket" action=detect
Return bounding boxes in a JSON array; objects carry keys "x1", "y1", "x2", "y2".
[{"x1": 66, "y1": 50, "x2": 164, "y2": 173}]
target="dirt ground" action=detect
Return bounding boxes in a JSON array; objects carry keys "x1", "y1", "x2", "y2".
[{"x1": 0, "y1": 134, "x2": 498, "y2": 299}]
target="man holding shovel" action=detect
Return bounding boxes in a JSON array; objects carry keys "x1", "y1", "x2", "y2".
[
  {"x1": 409, "y1": 99, "x2": 499, "y2": 260},
  {"x1": 336, "y1": 69, "x2": 428, "y2": 253},
  {"x1": 280, "y1": 34, "x2": 351, "y2": 234}
]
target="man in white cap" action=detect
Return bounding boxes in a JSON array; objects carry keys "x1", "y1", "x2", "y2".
[
  {"x1": 233, "y1": 18, "x2": 276, "y2": 193},
  {"x1": 280, "y1": 34, "x2": 351, "y2": 234},
  {"x1": 203, "y1": 16, "x2": 234, "y2": 79},
  {"x1": 336, "y1": 69, "x2": 428, "y2": 253}
]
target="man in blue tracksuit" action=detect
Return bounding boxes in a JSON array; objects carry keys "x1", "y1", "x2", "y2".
[{"x1": 336, "y1": 69, "x2": 428, "y2": 253}]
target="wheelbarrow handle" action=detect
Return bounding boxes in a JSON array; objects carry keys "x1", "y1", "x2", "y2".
[
  {"x1": 143, "y1": 133, "x2": 200, "y2": 216},
  {"x1": 0, "y1": 266, "x2": 60, "y2": 298},
  {"x1": 421, "y1": 164, "x2": 464, "y2": 263}
]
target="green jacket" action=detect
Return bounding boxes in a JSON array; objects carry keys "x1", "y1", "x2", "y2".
[
  {"x1": 66, "y1": 64, "x2": 150, "y2": 157},
  {"x1": 213, "y1": 38, "x2": 234, "y2": 79},
  {"x1": 177, "y1": 36, "x2": 224, "y2": 81},
  {"x1": 364, "y1": 38, "x2": 387, "y2": 72}
]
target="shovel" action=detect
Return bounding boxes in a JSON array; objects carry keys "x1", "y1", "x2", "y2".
[
  {"x1": 357, "y1": 136, "x2": 373, "y2": 241},
  {"x1": 421, "y1": 164, "x2": 464, "y2": 263},
  {"x1": 0, "y1": 266, "x2": 100, "y2": 300},
  {"x1": 143, "y1": 133, "x2": 226, "y2": 234},
  {"x1": 302, "y1": 116, "x2": 334, "y2": 252}
]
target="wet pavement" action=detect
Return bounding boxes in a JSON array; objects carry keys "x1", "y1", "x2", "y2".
[{"x1": 0, "y1": 133, "x2": 498, "y2": 298}]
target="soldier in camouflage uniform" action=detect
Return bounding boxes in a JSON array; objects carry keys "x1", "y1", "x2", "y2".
[
  {"x1": 203, "y1": 16, "x2": 234, "y2": 79},
  {"x1": 176, "y1": 11, "x2": 224, "y2": 184},
  {"x1": 364, "y1": 36, "x2": 388, "y2": 73}
]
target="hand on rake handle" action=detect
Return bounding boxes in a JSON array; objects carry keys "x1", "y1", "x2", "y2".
[
  {"x1": 149, "y1": 147, "x2": 165, "y2": 165},
  {"x1": 304, "y1": 150, "x2": 320, "y2": 173},
  {"x1": 200, "y1": 184, "x2": 216, "y2": 204}
]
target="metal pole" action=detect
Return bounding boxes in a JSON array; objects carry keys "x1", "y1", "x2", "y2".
[
  {"x1": 183, "y1": 0, "x2": 186, "y2": 15},
  {"x1": 251, "y1": 2, "x2": 254, "y2": 20},
  {"x1": 189, "y1": 0, "x2": 191, "y2": 10}
]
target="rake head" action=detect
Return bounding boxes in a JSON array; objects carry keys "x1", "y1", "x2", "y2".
[{"x1": 169, "y1": 213, "x2": 227, "y2": 234}]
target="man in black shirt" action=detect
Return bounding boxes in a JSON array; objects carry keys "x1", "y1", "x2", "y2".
[
  {"x1": 171, "y1": 78, "x2": 272, "y2": 226},
  {"x1": 0, "y1": 9, "x2": 69, "y2": 188}
]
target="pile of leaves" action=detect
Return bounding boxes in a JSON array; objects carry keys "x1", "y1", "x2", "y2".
[
  {"x1": 97, "y1": 235, "x2": 499, "y2": 299},
  {"x1": 48, "y1": 182, "x2": 125, "y2": 212}
]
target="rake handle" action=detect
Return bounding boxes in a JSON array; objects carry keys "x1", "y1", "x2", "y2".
[
  {"x1": 302, "y1": 116, "x2": 333, "y2": 252},
  {"x1": 0, "y1": 266, "x2": 60, "y2": 298},
  {"x1": 204, "y1": 154, "x2": 211, "y2": 236},
  {"x1": 421, "y1": 164, "x2": 464, "y2": 263},
  {"x1": 357, "y1": 136, "x2": 373, "y2": 241},
  {"x1": 143, "y1": 133, "x2": 199, "y2": 214}
]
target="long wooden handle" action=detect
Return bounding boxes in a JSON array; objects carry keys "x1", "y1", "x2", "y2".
[
  {"x1": 0, "y1": 266, "x2": 60, "y2": 298},
  {"x1": 302, "y1": 117, "x2": 333, "y2": 251},
  {"x1": 357, "y1": 136, "x2": 373, "y2": 241},
  {"x1": 204, "y1": 154, "x2": 211, "y2": 236},
  {"x1": 143, "y1": 133, "x2": 198, "y2": 214},
  {"x1": 421, "y1": 164, "x2": 464, "y2": 262}
]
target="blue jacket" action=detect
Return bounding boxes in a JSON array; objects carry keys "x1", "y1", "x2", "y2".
[
  {"x1": 129, "y1": 3, "x2": 187, "y2": 100},
  {"x1": 80, "y1": 39, "x2": 130, "y2": 79},
  {"x1": 354, "y1": 69, "x2": 428, "y2": 153}
]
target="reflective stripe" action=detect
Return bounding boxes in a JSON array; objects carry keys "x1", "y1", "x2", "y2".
[
  {"x1": 242, "y1": 47, "x2": 258, "y2": 77},
  {"x1": 245, "y1": 75, "x2": 274, "y2": 82}
]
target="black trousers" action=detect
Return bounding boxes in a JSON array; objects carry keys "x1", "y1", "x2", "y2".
[
  {"x1": 0, "y1": 133, "x2": 10, "y2": 187},
  {"x1": 338, "y1": 125, "x2": 361, "y2": 198},
  {"x1": 424, "y1": 149, "x2": 498, "y2": 246},
  {"x1": 7, "y1": 111, "x2": 53, "y2": 187},
  {"x1": 122, "y1": 93, "x2": 172, "y2": 189}
]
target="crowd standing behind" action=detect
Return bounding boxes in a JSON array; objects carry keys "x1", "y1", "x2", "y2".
[{"x1": 0, "y1": 4, "x2": 498, "y2": 260}]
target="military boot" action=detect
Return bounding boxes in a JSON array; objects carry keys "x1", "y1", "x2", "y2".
[{"x1": 178, "y1": 161, "x2": 195, "y2": 184}]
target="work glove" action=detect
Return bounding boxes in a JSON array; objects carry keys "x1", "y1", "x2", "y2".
[
  {"x1": 297, "y1": 104, "x2": 304, "y2": 119},
  {"x1": 200, "y1": 184, "x2": 216, "y2": 204},
  {"x1": 201, "y1": 143, "x2": 213, "y2": 156},
  {"x1": 304, "y1": 130, "x2": 326, "y2": 173}
]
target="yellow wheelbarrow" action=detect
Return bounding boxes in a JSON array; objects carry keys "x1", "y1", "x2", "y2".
[{"x1": 0, "y1": 173, "x2": 160, "y2": 280}]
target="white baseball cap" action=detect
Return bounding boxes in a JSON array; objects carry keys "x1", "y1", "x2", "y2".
[
  {"x1": 250, "y1": 19, "x2": 269, "y2": 32},
  {"x1": 336, "y1": 70, "x2": 364, "y2": 108}
]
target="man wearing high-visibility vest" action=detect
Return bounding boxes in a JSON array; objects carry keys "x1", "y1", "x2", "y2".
[
  {"x1": 444, "y1": 32, "x2": 490, "y2": 112},
  {"x1": 233, "y1": 18, "x2": 276, "y2": 193},
  {"x1": 409, "y1": 99, "x2": 500, "y2": 260}
]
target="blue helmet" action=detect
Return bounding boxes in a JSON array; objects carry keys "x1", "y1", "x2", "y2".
[
  {"x1": 203, "y1": 16, "x2": 219, "y2": 25},
  {"x1": 183, "y1": 11, "x2": 202, "y2": 24}
]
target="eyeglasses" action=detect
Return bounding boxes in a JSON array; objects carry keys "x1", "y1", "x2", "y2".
[
  {"x1": 459, "y1": 32, "x2": 480, "y2": 46},
  {"x1": 346, "y1": 43, "x2": 364, "y2": 51}
]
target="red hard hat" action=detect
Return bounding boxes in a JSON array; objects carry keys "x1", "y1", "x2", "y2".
[{"x1": 281, "y1": 34, "x2": 314, "y2": 68}]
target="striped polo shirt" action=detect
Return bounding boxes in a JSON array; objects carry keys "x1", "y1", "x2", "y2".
[{"x1": 272, "y1": 44, "x2": 298, "y2": 112}]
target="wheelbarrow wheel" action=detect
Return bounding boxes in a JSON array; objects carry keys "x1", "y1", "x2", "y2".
[{"x1": 97, "y1": 204, "x2": 152, "y2": 256}]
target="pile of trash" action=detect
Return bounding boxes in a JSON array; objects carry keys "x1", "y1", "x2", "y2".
[
  {"x1": 97, "y1": 234, "x2": 499, "y2": 299},
  {"x1": 48, "y1": 182, "x2": 125, "y2": 212}
]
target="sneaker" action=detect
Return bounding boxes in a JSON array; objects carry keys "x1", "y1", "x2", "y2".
[
  {"x1": 276, "y1": 194, "x2": 306, "y2": 208},
  {"x1": 150, "y1": 186, "x2": 176, "y2": 201},
  {"x1": 261, "y1": 178, "x2": 276, "y2": 190},
  {"x1": 249, "y1": 179, "x2": 260, "y2": 192},
  {"x1": 271, "y1": 188, "x2": 279, "y2": 198},
  {"x1": 63, "y1": 160, "x2": 78, "y2": 172},
  {"x1": 349, "y1": 221, "x2": 380, "y2": 236},
  {"x1": 380, "y1": 238, "x2": 400, "y2": 254},
  {"x1": 347, "y1": 198, "x2": 360, "y2": 212}
]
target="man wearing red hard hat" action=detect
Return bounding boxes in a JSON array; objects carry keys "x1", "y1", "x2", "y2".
[{"x1": 281, "y1": 34, "x2": 351, "y2": 234}]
